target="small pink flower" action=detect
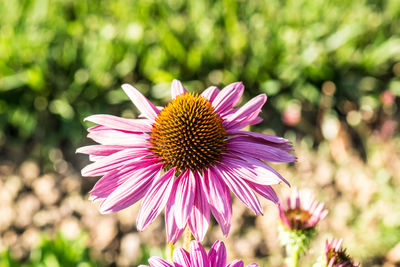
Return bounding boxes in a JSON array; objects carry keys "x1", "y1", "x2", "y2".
[
  {"x1": 139, "y1": 240, "x2": 257, "y2": 267},
  {"x1": 78, "y1": 80, "x2": 295, "y2": 242},
  {"x1": 282, "y1": 102, "x2": 301, "y2": 126},
  {"x1": 380, "y1": 90, "x2": 395, "y2": 107},
  {"x1": 278, "y1": 188, "x2": 328, "y2": 230},
  {"x1": 325, "y1": 238, "x2": 359, "y2": 267}
]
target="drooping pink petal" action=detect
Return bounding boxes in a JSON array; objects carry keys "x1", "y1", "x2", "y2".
[
  {"x1": 171, "y1": 79, "x2": 187, "y2": 99},
  {"x1": 86, "y1": 124, "x2": 152, "y2": 136},
  {"x1": 121, "y1": 84, "x2": 160, "y2": 121},
  {"x1": 136, "y1": 168, "x2": 176, "y2": 231},
  {"x1": 76, "y1": 145, "x2": 128, "y2": 156},
  {"x1": 165, "y1": 179, "x2": 185, "y2": 243},
  {"x1": 248, "y1": 116, "x2": 263, "y2": 125},
  {"x1": 224, "y1": 116, "x2": 264, "y2": 130},
  {"x1": 138, "y1": 107, "x2": 163, "y2": 119},
  {"x1": 227, "y1": 130, "x2": 291, "y2": 144},
  {"x1": 201, "y1": 86, "x2": 220, "y2": 102},
  {"x1": 81, "y1": 148, "x2": 152, "y2": 177},
  {"x1": 99, "y1": 163, "x2": 163, "y2": 213},
  {"x1": 204, "y1": 168, "x2": 232, "y2": 236},
  {"x1": 227, "y1": 138, "x2": 296, "y2": 163},
  {"x1": 90, "y1": 166, "x2": 138, "y2": 199},
  {"x1": 228, "y1": 153, "x2": 290, "y2": 186},
  {"x1": 223, "y1": 94, "x2": 267, "y2": 130},
  {"x1": 173, "y1": 248, "x2": 191, "y2": 267},
  {"x1": 87, "y1": 125, "x2": 112, "y2": 132},
  {"x1": 212, "y1": 82, "x2": 244, "y2": 115},
  {"x1": 246, "y1": 264, "x2": 258, "y2": 267},
  {"x1": 249, "y1": 184, "x2": 279, "y2": 203},
  {"x1": 220, "y1": 155, "x2": 282, "y2": 185},
  {"x1": 174, "y1": 170, "x2": 196, "y2": 229},
  {"x1": 188, "y1": 171, "x2": 210, "y2": 242},
  {"x1": 227, "y1": 133, "x2": 293, "y2": 152},
  {"x1": 84, "y1": 114, "x2": 153, "y2": 132},
  {"x1": 227, "y1": 260, "x2": 244, "y2": 267},
  {"x1": 88, "y1": 155, "x2": 105, "y2": 162},
  {"x1": 148, "y1": 257, "x2": 174, "y2": 267},
  {"x1": 208, "y1": 241, "x2": 227, "y2": 267},
  {"x1": 189, "y1": 241, "x2": 209, "y2": 267},
  {"x1": 87, "y1": 129, "x2": 149, "y2": 146},
  {"x1": 212, "y1": 165, "x2": 263, "y2": 215}
]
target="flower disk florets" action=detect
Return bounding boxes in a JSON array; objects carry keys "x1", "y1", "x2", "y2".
[
  {"x1": 325, "y1": 239, "x2": 359, "y2": 267},
  {"x1": 327, "y1": 249, "x2": 355, "y2": 267},
  {"x1": 150, "y1": 92, "x2": 226, "y2": 172},
  {"x1": 285, "y1": 208, "x2": 313, "y2": 229}
]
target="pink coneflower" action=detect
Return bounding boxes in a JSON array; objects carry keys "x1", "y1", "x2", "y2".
[
  {"x1": 325, "y1": 238, "x2": 359, "y2": 267},
  {"x1": 278, "y1": 188, "x2": 328, "y2": 231},
  {"x1": 78, "y1": 80, "x2": 295, "y2": 242},
  {"x1": 139, "y1": 240, "x2": 257, "y2": 267}
]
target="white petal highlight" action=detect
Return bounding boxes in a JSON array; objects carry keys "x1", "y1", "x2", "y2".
[
  {"x1": 137, "y1": 168, "x2": 176, "y2": 231},
  {"x1": 171, "y1": 79, "x2": 187, "y2": 99},
  {"x1": 212, "y1": 82, "x2": 244, "y2": 115},
  {"x1": 84, "y1": 114, "x2": 153, "y2": 132},
  {"x1": 174, "y1": 170, "x2": 196, "y2": 229},
  {"x1": 121, "y1": 83, "x2": 160, "y2": 121}
]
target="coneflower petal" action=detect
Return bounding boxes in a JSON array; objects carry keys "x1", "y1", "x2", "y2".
[
  {"x1": 189, "y1": 241, "x2": 209, "y2": 267},
  {"x1": 121, "y1": 83, "x2": 160, "y2": 121},
  {"x1": 204, "y1": 168, "x2": 232, "y2": 236},
  {"x1": 208, "y1": 241, "x2": 227, "y2": 267},
  {"x1": 188, "y1": 171, "x2": 210, "y2": 242},
  {"x1": 174, "y1": 170, "x2": 196, "y2": 229},
  {"x1": 227, "y1": 260, "x2": 245, "y2": 267},
  {"x1": 148, "y1": 257, "x2": 174, "y2": 267},
  {"x1": 142, "y1": 241, "x2": 256, "y2": 267},
  {"x1": 213, "y1": 165, "x2": 263, "y2": 215},
  {"x1": 171, "y1": 79, "x2": 187, "y2": 99},
  {"x1": 201, "y1": 86, "x2": 220, "y2": 102},
  {"x1": 99, "y1": 163, "x2": 163, "y2": 213},
  {"x1": 173, "y1": 248, "x2": 190, "y2": 267},
  {"x1": 84, "y1": 114, "x2": 153, "y2": 132},
  {"x1": 212, "y1": 82, "x2": 244, "y2": 115},
  {"x1": 137, "y1": 168, "x2": 176, "y2": 231}
]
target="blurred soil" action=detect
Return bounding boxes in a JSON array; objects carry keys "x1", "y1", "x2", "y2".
[{"x1": 0, "y1": 127, "x2": 400, "y2": 266}]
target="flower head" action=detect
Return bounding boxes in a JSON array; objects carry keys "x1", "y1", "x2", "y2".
[
  {"x1": 278, "y1": 188, "x2": 328, "y2": 231},
  {"x1": 78, "y1": 80, "x2": 295, "y2": 242},
  {"x1": 139, "y1": 240, "x2": 257, "y2": 267},
  {"x1": 325, "y1": 238, "x2": 359, "y2": 267}
]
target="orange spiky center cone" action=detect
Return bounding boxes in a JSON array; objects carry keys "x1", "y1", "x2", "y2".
[
  {"x1": 327, "y1": 247, "x2": 354, "y2": 266},
  {"x1": 150, "y1": 93, "x2": 226, "y2": 172}
]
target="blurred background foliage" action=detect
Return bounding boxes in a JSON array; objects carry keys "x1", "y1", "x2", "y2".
[
  {"x1": 1, "y1": 0, "x2": 399, "y2": 165},
  {"x1": 0, "y1": 233, "x2": 97, "y2": 267},
  {"x1": 0, "y1": 232, "x2": 152, "y2": 267},
  {"x1": 0, "y1": 0, "x2": 400, "y2": 266}
]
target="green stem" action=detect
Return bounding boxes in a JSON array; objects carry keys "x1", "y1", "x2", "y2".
[
  {"x1": 166, "y1": 242, "x2": 174, "y2": 262},
  {"x1": 286, "y1": 246, "x2": 300, "y2": 267},
  {"x1": 183, "y1": 226, "x2": 192, "y2": 251}
]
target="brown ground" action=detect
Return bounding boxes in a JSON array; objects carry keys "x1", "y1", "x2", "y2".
[{"x1": 1, "y1": 125, "x2": 400, "y2": 266}]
